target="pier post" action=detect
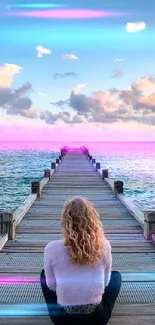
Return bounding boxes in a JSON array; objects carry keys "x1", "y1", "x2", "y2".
[
  {"x1": 31, "y1": 181, "x2": 41, "y2": 197},
  {"x1": 51, "y1": 162, "x2": 56, "y2": 170},
  {"x1": 92, "y1": 158, "x2": 96, "y2": 165},
  {"x1": 61, "y1": 150, "x2": 67, "y2": 157},
  {"x1": 143, "y1": 211, "x2": 155, "y2": 240},
  {"x1": 60, "y1": 146, "x2": 68, "y2": 156},
  {"x1": 88, "y1": 155, "x2": 92, "y2": 161},
  {"x1": 83, "y1": 147, "x2": 89, "y2": 156},
  {"x1": 114, "y1": 180, "x2": 124, "y2": 196},
  {"x1": 102, "y1": 169, "x2": 109, "y2": 180},
  {"x1": 60, "y1": 148, "x2": 65, "y2": 156},
  {"x1": 0, "y1": 211, "x2": 15, "y2": 240},
  {"x1": 96, "y1": 162, "x2": 100, "y2": 170},
  {"x1": 44, "y1": 169, "x2": 51, "y2": 180},
  {"x1": 59, "y1": 155, "x2": 62, "y2": 161},
  {"x1": 56, "y1": 158, "x2": 59, "y2": 164}
]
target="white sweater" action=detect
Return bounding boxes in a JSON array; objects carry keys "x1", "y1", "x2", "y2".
[{"x1": 44, "y1": 239, "x2": 112, "y2": 306}]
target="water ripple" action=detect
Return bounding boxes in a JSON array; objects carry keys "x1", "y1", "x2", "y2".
[{"x1": 0, "y1": 142, "x2": 155, "y2": 212}]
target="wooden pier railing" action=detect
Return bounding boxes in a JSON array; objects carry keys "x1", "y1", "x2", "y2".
[
  {"x1": 0, "y1": 145, "x2": 155, "y2": 325},
  {"x1": 84, "y1": 147, "x2": 155, "y2": 242},
  {"x1": 0, "y1": 161, "x2": 61, "y2": 246}
]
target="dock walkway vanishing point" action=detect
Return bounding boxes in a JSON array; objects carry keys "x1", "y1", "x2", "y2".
[{"x1": 0, "y1": 146, "x2": 155, "y2": 325}]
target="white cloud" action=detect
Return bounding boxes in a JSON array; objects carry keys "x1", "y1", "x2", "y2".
[
  {"x1": 76, "y1": 84, "x2": 87, "y2": 89},
  {"x1": 114, "y1": 58, "x2": 126, "y2": 62},
  {"x1": 62, "y1": 54, "x2": 79, "y2": 60},
  {"x1": 36, "y1": 45, "x2": 51, "y2": 58},
  {"x1": 0, "y1": 63, "x2": 22, "y2": 87},
  {"x1": 125, "y1": 22, "x2": 146, "y2": 33},
  {"x1": 73, "y1": 84, "x2": 87, "y2": 94},
  {"x1": 39, "y1": 92, "x2": 46, "y2": 97}
]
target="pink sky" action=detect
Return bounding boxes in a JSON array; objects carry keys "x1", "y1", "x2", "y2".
[{"x1": 1, "y1": 123, "x2": 155, "y2": 142}]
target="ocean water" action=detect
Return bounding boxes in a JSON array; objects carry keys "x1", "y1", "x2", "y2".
[{"x1": 0, "y1": 141, "x2": 154, "y2": 212}]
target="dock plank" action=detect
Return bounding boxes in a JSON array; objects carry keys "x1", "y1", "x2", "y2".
[{"x1": 0, "y1": 148, "x2": 155, "y2": 325}]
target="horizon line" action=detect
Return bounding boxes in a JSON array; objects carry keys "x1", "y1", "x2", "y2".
[{"x1": 0, "y1": 141, "x2": 155, "y2": 143}]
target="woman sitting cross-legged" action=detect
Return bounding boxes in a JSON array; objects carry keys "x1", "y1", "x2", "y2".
[{"x1": 40, "y1": 197, "x2": 121, "y2": 325}]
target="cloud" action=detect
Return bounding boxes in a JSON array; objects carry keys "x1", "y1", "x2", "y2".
[
  {"x1": 69, "y1": 93, "x2": 93, "y2": 113},
  {"x1": 49, "y1": 85, "x2": 87, "y2": 110},
  {"x1": 40, "y1": 110, "x2": 86, "y2": 125},
  {"x1": 125, "y1": 21, "x2": 146, "y2": 33},
  {"x1": 7, "y1": 97, "x2": 33, "y2": 115},
  {"x1": 111, "y1": 67, "x2": 124, "y2": 78},
  {"x1": 118, "y1": 76, "x2": 155, "y2": 113},
  {"x1": 0, "y1": 63, "x2": 37, "y2": 119},
  {"x1": 52, "y1": 72, "x2": 78, "y2": 79},
  {"x1": 39, "y1": 92, "x2": 46, "y2": 97},
  {"x1": 50, "y1": 99, "x2": 69, "y2": 107},
  {"x1": 36, "y1": 45, "x2": 51, "y2": 58},
  {"x1": 132, "y1": 75, "x2": 155, "y2": 91},
  {"x1": 108, "y1": 88, "x2": 120, "y2": 95},
  {"x1": 15, "y1": 81, "x2": 32, "y2": 95},
  {"x1": 62, "y1": 54, "x2": 78, "y2": 60},
  {"x1": 40, "y1": 111, "x2": 72, "y2": 124},
  {"x1": 69, "y1": 90, "x2": 120, "y2": 122},
  {"x1": 0, "y1": 87, "x2": 13, "y2": 106},
  {"x1": 0, "y1": 63, "x2": 22, "y2": 87},
  {"x1": 73, "y1": 84, "x2": 87, "y2": 94},
  {"x1": 0, "y1": 82, "x2": 37, "y2": 118},
  {"x1": 41, "y1": 75, "x2": 155, "y2": 126},
  {"x1": 40, "y1": 111, "x2": 58, "y2": 124},
  {"x1": 114, "y1": 58, "x2": 126, "y2": 62}
]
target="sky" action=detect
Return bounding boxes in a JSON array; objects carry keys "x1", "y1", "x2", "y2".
[{"x1": 0, "y1": 0, "x2": 155, "y2": 142}]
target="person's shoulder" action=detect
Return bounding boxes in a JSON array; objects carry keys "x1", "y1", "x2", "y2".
[
  {"x1": 44, "y1": 239, "x2": 63, "y2": 252},
  {"x1": 103, "y1": 237, "x2": 111, "y2": 253},
  {"x1": 104, "y1": 237, "x2": 111, "y2": 247}
]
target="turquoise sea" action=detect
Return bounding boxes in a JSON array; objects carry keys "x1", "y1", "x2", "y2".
[{"x1": 0, "y1": 141, "x2": 154, "y2": 212}]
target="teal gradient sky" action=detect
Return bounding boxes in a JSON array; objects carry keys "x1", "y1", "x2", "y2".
[{"x1": 0, "y1": 0, "x2": 155, "y2": 141}]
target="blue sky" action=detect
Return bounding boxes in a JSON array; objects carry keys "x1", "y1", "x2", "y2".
[{"x1": 0, "y1": 0, "x2": 155, "y2": 141}]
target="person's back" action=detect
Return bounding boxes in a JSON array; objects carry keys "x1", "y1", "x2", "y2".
[
  {"x1": 44, "y1": 237, "x2": 111, "y2": 307},
  {"x1": 40, "y1": 197, "x2": 121, "y2": 325}
]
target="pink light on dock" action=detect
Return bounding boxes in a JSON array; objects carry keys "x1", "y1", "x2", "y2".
[{"x1": 0, "y1": 276, "x2": 39, "y2": 283}]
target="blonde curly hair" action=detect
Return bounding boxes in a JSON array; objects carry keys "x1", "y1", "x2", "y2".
[{"x1": 61, "y1": 197, "x2": 107, "y2": 267}]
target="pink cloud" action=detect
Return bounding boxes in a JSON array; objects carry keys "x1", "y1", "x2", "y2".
[{"x1": 5, "y1": 9, "x2": 126, "y2": 19}]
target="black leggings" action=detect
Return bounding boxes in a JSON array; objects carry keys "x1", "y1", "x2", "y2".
[{"x1": 40, "y1": 269, "x2": 121, "y2": 325}]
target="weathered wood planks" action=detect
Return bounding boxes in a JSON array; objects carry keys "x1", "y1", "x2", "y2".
[
  {"x1": 0, "y1": 251, "x2": 155, "y2": 272},
  {"x1": 0, "y1": 148, "x2": 155, "y2": 325}
]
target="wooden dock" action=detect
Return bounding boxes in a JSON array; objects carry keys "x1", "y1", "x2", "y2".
[{"x1": 0, "y1": 146, "x2": 155, "y2": 324}]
